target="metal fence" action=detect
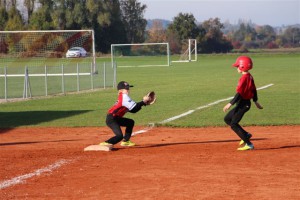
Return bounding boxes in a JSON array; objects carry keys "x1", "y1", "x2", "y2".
[{"x1": 0, "y1": 62, "x2": 116, "y2": 100}]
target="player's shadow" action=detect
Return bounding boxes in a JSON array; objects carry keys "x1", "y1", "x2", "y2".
[
  {"x1": 256, "y1": 145, "x2": 300, "y2": 150},
  {"x1": 0, "y1": 139, "x2": 82, "y2": 147},
  {"x1": 0, "y1": 110, "x2": 92, "y2": 134},
  {"x1": 134, "y1": 138, "x2": 267, "y2": 149}
]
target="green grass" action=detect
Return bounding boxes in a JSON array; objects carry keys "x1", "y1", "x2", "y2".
[{"x1": 0, "y1": 53, "x2": 299, "y2": 128}]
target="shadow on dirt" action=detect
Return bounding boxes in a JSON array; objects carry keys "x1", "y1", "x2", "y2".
[
  {"x1": 256, "y1": 145, "x2": 300, "y2": 150},
  {"x1": 0, "y1": 139, "x2": 82, "y2": 146},
  {"x1": 111, "y1": 138, "x2": 267, "y2": 150},
  {"x1": 0, "y1": 110, "x2": 92, "y2": 134}
]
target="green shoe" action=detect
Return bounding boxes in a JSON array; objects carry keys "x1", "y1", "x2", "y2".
[
  {"x1": 239, "y1": 133, "x2": 252, "y2": 146},
  {"x1": 100, "y1": 142, "x2": 113, "y2": 147},
  {"x1": 237, "y1": 144, "x2": 254, "y2": 151},
  {"x1": 120, "y1": 140, "x2": 135, "y2": 147}
]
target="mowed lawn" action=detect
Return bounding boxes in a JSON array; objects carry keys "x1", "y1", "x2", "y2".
[{"x1": 0, "y1": 53, "x2": 299, "y2": 128}]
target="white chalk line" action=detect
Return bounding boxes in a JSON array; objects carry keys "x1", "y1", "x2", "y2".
[
  {"x1": 0, "y1": 84, "x2": 274, "y2": 189},
  {"x1": 0, "y1": 159, "x2": 71, "y2": 190},
  {"x1": 133, "y1": 83, "x2": 274, "y2": 136}
]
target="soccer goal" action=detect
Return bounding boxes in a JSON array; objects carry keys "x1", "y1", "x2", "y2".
[
  {"x1": 111, "y1": 43, "x2": 170, "y2": 67},
  {"x1": 172, "y1": 39, "x2": 197, "y2": 63},
  {"x1": 0, "y1": 30, "x2": 96, "y2": 70},
  {"x1": 0, "y1": 30, "x2": 117, "y2": 100}
]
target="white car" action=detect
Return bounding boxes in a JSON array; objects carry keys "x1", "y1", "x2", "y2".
[{"x1": 66, "y1": 47, "x2": 87, "y2": 58}]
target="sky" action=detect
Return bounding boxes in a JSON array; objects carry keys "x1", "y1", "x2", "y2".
[{"x1": 139, "y1": 0, "x2": 300, "y2": 27}]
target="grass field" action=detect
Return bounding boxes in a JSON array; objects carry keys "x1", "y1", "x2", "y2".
[{"x1": 0, "y1": 53, "x2": 299, "y2": 128}]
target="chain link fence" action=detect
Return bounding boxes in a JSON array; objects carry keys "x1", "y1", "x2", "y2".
[{"x1": 0, "y1": 62, "x2": 116, "y2": 101}]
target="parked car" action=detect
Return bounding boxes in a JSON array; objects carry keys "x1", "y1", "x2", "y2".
[{"x1": 66, "y1": 47, "x2": 87, "y2": 58}]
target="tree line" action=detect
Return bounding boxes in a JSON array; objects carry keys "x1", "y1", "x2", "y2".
[{"x1": 0, "y1": 0, "x2": 299, "y2": 54}]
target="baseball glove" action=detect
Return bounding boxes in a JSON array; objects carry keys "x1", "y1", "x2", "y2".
[{"x1": 143, "y1": 91, "x2": 156, "y2": 105}]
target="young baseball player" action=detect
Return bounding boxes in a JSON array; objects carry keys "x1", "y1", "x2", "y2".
[
  {"x1": 223, "y1": 56, "x2": 263, "y2": 151},
  {"x1": 100, "y1": 81, "x2": 150, "y2": 148}
]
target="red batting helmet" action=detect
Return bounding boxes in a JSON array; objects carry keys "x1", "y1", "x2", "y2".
[{"x1": 232, "y1": 56, "x2": 253, "y2": 71}]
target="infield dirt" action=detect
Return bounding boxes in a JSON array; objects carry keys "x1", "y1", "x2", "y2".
[{"x1": 0, "y1": 126, "x2": 299, "y2": 199}]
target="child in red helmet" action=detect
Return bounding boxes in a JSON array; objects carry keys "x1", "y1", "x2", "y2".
[{"x1": 223, "y1": 56, "x2": 263, "y2": 150}]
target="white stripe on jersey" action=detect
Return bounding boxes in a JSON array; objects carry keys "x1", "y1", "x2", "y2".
[{"x1": 122, "y1": 93, "x2": 136, "y2": 111}]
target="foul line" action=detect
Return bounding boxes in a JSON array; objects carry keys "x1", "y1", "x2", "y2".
[
  {"x1": 133, "y1": 83, "x2": 274, "y2": 135},
  {"x1": 0, "y1": 159, "x2": 71, "y2": 190}
]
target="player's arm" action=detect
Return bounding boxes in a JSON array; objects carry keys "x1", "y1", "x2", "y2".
[
  {"x1": 252, "y1": 89, "x2": 263, "y2": 109},
  {"x1": 230, "y1": 93, "x2": 241, "y2": 105},
  {"x1": 223, "y1": 93, "x2": 241, "y2": 112},
  {"x1": 129, "y1": 101, "x2": 146, "y2": 113}
]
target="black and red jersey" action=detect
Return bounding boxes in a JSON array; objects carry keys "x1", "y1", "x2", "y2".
[
  {"x1": 108, "y1": 92, "x2": 137, "y2": 117},
  {"x1": 236, "y1": 73, "x2": 256, "y2": 100}
]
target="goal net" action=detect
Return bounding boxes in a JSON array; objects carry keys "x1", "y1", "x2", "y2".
[
  {"x1": 0, "y1": 30, "x2": 96, "y2": 69},
  {"x1": 0, "y1": 30, "x2": 117, "y2": 100},
  {"x1": 111, "y1": 43, "x2": 170, "y2": 67},
  {"x1": 172, "y1": 39, "x2": 197, "y2": 63}
]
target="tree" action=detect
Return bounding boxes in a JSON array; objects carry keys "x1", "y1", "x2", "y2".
[
  {"x1": 24, "y1": 0, "x2": 35, "y2": 24},
  {"x1": 256, "y1": 25, "x2": 276, "y2": 48},
  {"x1": 0, "y1": 6, "x2": 8, "y2": 30},
  {"x1": 282, "y1": 27, "x2": 300, "y2": 47},
  {"x1": 199, "y1": 18, "x2": 233, "y2": 53},
  {"x1": 146, "y1": 20, "x2": 167, "y2": 43},
  {"x1": 85, "y1": 0, "x2": 127, "y2": 53},
  {"x1": 232, "y1": 23, "x2": 257, "y2": 49},
  {"x1": 5, "y1": 6, "x2": 23, "y2": 30},
  {"x1": 120, "y1": 0, "x2": 147, "y2": 43},
  {"x1": 167, "y1": 13, "x2": 200, "y2": 53},
  {"x1": 52, "y1": 0, "x2": 89, "y2": 30},
  {"x1": 167, "y1": 13, "x2": 199, "y2": 41},
  {"x1": 28, "y1": 0, "x2": 55, "y2": 30}
]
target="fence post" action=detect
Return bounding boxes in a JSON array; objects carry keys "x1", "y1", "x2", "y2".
[
  {"x1": 91, "y1": 62, "x2": 94, "y2": 90},
  {"x1": 103, "y1": 62, "x2": 106, "y2": 89},
  {"x1": 23, "y1": 66, "x2": 32, "y2": 99},
  {"x1": 4, "y1": 67, "x2": 7, "y2": 101},
  {"x1": 62, "y1": 64, "x2": 65, "y2": 94},
  {"x1": 77, "y1": 63, "x2": 80, "y2": 92},
  {"x1": 45, "y1": 65, "x2": 48, "y2": 96},
  {"x1": 113, "y1": 62, "x2": 117, "y2": 88}
]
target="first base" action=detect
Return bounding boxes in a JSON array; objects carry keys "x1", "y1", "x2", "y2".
[{"x1": 84, "y1": 145, "x2": 112, "y2": 152}]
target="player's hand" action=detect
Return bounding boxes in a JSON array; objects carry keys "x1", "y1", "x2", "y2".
[
  {"x1": 255, "y1": 102, "x2": 263, "y2": 109},
  {"x1": 223, "y1": 103, "x2": 232, "y2": 112}
]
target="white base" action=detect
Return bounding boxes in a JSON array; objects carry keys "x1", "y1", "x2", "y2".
[{"x1": 84, "y1": 145, "x2": 112, "y2": 152}]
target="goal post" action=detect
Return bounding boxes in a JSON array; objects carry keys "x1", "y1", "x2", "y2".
[
  {"x1": 0, "y1": 30, "x2": 96, "y2": 71},
  {"x1": 172, "y1": 39, "x2": 197, "y2": 63},
  {"x1": 111, "y1": 43, "x2": 170, "y2": 67}
]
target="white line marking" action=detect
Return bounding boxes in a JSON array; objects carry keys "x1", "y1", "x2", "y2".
[
  {"x1": 161, "y1": 83, "x2": 274, "y2": 123},
  {"x1": 0, "y1": 159, "x2": 71, "y2": 190},
  {"x1": 133, "y1": 83, "x2": 274, "y2": 134}
]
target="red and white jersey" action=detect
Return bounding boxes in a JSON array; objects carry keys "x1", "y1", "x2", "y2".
[
  {"x1": 236, "y1": 73, "x2": 256, "y2": 100},
  {"x1": 108, "y1": 92, "x2": 137, "y2": 117}
]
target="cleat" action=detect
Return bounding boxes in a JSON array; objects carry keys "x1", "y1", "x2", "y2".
[
  {"x1": 239, "y1": 133, "x2": 252, "y2": 146},
  {"x1": 99, "y1": 142, "x2": 113, "y2": 147},
  {"x1": 120, "y1": 140, "x2": 135, "y2": 147},
  {"x1": 237, "y1": 143, "x2": 254, "y2": 151}
]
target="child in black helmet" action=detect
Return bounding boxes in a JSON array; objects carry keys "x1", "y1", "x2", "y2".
[
  {"x1": 223, "y1": 56, "x2": 263, "y2": 151},
  {"x1": 100, "y1": 81, "x2": 150, "y2": 148}
]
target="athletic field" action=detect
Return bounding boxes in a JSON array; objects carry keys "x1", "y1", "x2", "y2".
[{"x1": 0, "y1": 53, "x2": 299, "y2": 199}]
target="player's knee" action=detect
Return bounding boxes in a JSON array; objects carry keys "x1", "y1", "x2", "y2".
[
  {"x1": 224, "y1": 117, "x2": 231, "y2": 125},
  {"x1": 128, "y1": 119, "x2": 135, "y2": 127}
]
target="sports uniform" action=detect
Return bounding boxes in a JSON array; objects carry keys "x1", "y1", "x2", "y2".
[
  {"x1": 102, "y1": 81, "x2": 147, "y2": 147},
  {"x1": 223, "y1": 56, "x2": 263, "y2": 151}
]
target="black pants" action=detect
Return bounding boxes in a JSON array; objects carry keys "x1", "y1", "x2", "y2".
[
  {"x1": 224, "y1": 100, "x2": 251, "y2": 144},
  {"x1": 105, "y1": 114, "x2": 135, "y2": 144}
]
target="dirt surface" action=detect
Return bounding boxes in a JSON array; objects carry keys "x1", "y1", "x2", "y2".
[{"x1": 0, "y1": 126, "x2": 300, "y2": 200}]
